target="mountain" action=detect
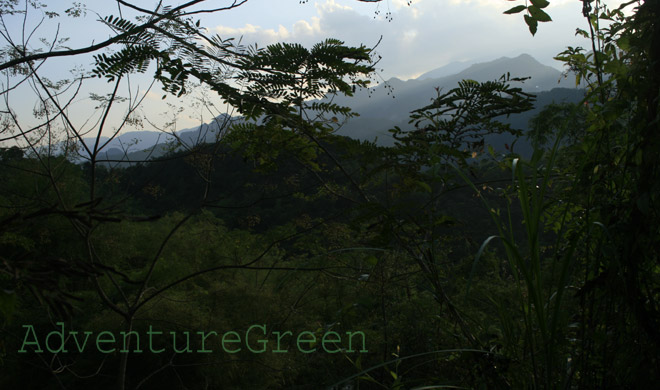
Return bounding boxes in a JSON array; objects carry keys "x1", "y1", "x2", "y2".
[
  {"x1": 453, "y1": 54, "x2": 571, "y2": 90},
  {"x1": 81, "y1": 131, "x2": 175, "y2": 159},
  {"x1": 77, "y1": 114, "x2": 236, "y2": 164},
  {"x1": 76, "y1": 54, "x2": 583, "y2": 163},
  {"x1": 417, "y1": 59, "x2": 472, "y2": 80},
  {"x1": 330, "y1": 53, "x2": 583, "y2": 149}
]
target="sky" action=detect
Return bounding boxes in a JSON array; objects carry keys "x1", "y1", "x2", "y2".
[
  {"x1": 198, "y1": 0, "x2": 629, "y2": 80},
  {"x1": 1, "y1": 0, "x2": 631, "y2": 142}
]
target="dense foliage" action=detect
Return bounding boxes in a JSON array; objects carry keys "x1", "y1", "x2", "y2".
[{"x1": 1, "y1": 0, "x2": 658, "y2": 389}]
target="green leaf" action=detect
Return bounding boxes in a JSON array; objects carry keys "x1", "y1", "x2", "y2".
[
  {"x1": 488, "y1": 144, "x2": 496, "y2": 157},
  {"x1": 465, "y1": 235, "x2": 500, "y2": 301},
  {"x1": 530, "y1": 0, "x2": 550, "y2": 9},
  {"x1": 357, "y1": 375, "x2": 380, "y2": 385},
  {"x1": 503, "y1": 5, "x2": 527, "y2": 14},
  {"x1": 364, "y1": 255, "x2": 379, "y2": 267},
  {"x1": 433, "y1": 215, "x2": 456, "y2": 227},
  {"x1": 525, "y1": 14, "x2": 538, "y2": 35},
  {"x1": 575, "y1": 28, "x2": 590, "y2": 38},
  {"x1": 0, "y1": 290, "x2": 17, "y2": 321},
  {"x1": 529, "y1": 5, "x2": 552, "y2": 22},
  {"x1": 416, "y1": 180, "x2": 432, "y2": 193},
  {"x1": 617, "y1": 35, "x2": 630, "y2": 50},
  {"x1": 637, "y1": 192, "x2": 650, "y2": 214}
]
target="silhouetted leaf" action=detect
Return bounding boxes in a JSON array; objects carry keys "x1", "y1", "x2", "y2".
[{"x1": 503, "y1": 5, "x2": 526, "y2": 14}]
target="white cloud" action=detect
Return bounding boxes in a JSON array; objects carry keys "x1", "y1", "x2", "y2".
[
  {"x1": 293, "y1": 17, "x2": 322, "y2": 36},
  {"x1": 402, "y1": 29, "x2": 417, "y2": 41},
  {"x1": 316, "y1": 0, "x2": 354, "y2": 13},
  {"x1": 214, "y1": 23, "x2": 259, "y2": 36},
  {"x1": 209, "y1": 0, "x2": 617, "y2": 80}
]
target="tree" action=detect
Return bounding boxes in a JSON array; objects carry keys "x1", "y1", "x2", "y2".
[
  {"x1": 6, "y1": 0, "x2": 659, "y2": 388},
  {"x1": 552, "y1": 1, "x2": 660, "y2": 385},
  {"x1": 334, "y1": 1, "x2": 660, "y2": 388},
  {"x1": 1, "y1": 1, "x2": 379, "y2": 388},
  {"x1": 503, "y1": 0, "x2": 553, "y2": 36}
]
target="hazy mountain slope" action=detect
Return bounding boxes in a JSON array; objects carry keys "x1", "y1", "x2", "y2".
[
  {"x1": 336, "y1": 87, "x2": 585, "y2": 155},
  {"x1": 79, "y1": 115, "x2": 234, "y2": 164},
  {"x1": 79, "y1": 54, "x2": 583, "y2": 163},
  {"x1": 332, "y1": 54, "x2": 582, "y2": 149},
  {"x1": 454, "y1": 54, "x2": 572, "y2": 91},
  {"x1": 417, "y1": 59, "x2": 473, "y2": 80}
]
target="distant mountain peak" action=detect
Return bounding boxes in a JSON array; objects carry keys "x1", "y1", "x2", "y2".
[
  {"x1": 328, "y1": 53, "x2": 582, "y2": 147},
  {"x1": 418, "y1": 54, "x2": 551, "y2": 82},
  {"x1": 417, "y1": 59, "x2": 472, "y2": 80},
  {"x1": 510, "y1": 53, "x2": 546, "y2": 66}
]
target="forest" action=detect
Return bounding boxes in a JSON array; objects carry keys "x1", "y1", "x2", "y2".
[{"x1": 0, "y1": 0, "x2": 658, "y2": 389}]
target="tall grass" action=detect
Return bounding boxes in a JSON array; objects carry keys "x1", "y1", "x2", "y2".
[{"x1": 459, "y1": 134, "x2": 581, "y2": 388}]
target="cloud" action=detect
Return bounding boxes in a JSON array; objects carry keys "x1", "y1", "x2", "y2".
[
  {"x1": 293, "y1": 18, "x2": 321, "y2": 36},
  {"x1": 317, "y1": 0, "x2": 354, "y2": 13},
  {"x1": 213, "y1": 24, "x2": 293, "y2": 47},
  {"x1": 209, "y1": 0, "x2": 612, "y2": 80}
]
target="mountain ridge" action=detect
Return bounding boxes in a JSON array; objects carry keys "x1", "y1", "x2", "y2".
[{"x1": 80, "y1": 53, "x2": 582, "y2": 162}]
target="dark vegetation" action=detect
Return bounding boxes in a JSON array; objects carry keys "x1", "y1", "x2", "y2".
[{"x1": 1, "y1": 0, "x2": 659, "y2": 389}]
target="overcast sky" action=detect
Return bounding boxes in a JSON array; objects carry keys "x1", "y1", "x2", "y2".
[
  {"x1": 2, "y1": 0, "x2": 630, "y2": 138},
  {"x1": 199, "y1": 0, "x2": 628, "y2": 80},
  {"x1": 13, "y1": 0, "x2": 628, "y2": 80}
]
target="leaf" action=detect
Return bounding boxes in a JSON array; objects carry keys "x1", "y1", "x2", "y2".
[
  {"x1": 617, "y1": 35, "x2": 630, "y2": 51},
  {"x1": 416, "y1": 180, "x2": 432, "y2": 193},
  {"x1": 530, "y1": 0, "x2": 550, "y2": 9},
  {"x1": 528, "y1": 5, "x2": 552, "y2": 22},
  {"x1": 0, "y1": 289, "x2": 17, "y2": 321},
  {"x1": 525, "y1": 14, "x2": 538, "y2": 35},
  {"x1": 364, "y1": 255, "x2": 379, "y2": 266},
  {"x1": 465, "y1": 235, "x2": 500, "y2": 300},
  {"x1": 575, "y1": 28, "x2": 590, "y2": 38},
  {"x1": 488, "y1": 144, "x2": 496, "y2": 157},
  {"x1": 433, "y1": 215, "x2": 456, "y2": 227},
  {"x1": 636, "y1": 192, "x2": 650, "y2": 214},
  {"x1": 503, "y1": 5, "x2": 526, "y2": 14}
]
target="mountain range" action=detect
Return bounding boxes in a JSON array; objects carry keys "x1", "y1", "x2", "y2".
[
  {"x1": 77, "y1": 115, "x2": 232, "y2": 164},
  {"x1": 82, "y1": 53, "x2": 584, "y2": 163},
  {"x1": 331, "y1": 53, "x2": 582, "y2": 147}
]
